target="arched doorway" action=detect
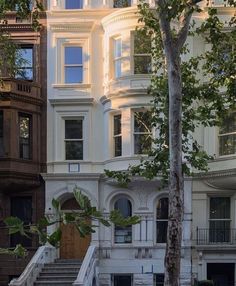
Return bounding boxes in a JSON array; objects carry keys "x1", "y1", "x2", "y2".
[{"x1": 60, "y1": 198, "x2": 91, "y2": 259}]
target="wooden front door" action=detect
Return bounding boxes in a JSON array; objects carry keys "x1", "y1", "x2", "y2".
[
  {"x1": 60, "y1": 198, "x2": 91, "y2": 259},
  {"x1": 60, "y1": 222, "x2": 91, "y2": 259}
]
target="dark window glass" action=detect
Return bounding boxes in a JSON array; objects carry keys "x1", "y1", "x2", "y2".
[
  {"x1": 10, "y1": 197, "x2": 32, "y2": 247},
  {"x1": 15, "y1": 47, "x2": 33, "y2": 80},
  {"x1": 156, "y1": 198, "x2": 168, "y2": 243},
  {"x1": 19, "y1": 114, "x2": 31, "y2": 160},
  {"x1": 0, "y1": 111, "x2": 3, "y2": 157},
  {"x1": 134, "y1": 31, "x2": 151, "y2": 74},
  {"x1": 114, "y1": 198, "x2": 132, "y2": 243},
  {"x1": 134, "y1": 111, "x2": 152, "y2": 154},
  {"x1": 114, "y1": 275, "x2": 132, "y2": 286},
  {"x1": 65, "y1": 0, "x2": 83, "y2": 9},
  {"x1": 113, "y1": 0, "x2": 131, "y2": 8},
  {"x1": 64, "y1": 47, "x2": 83, "y2": 83},
  {"x1": 209, "y1": 197, "x2": 231, "y2": 243},
  {"x1": 155, "y1": 274, "x2": 164, "y2": 286},
  {"x1": 219, "y1": 112, "x2": 236, "y2": 156},
  {"x1": 114, "y1": 114, "x2": 122, "y2": 157},
  {"x1": 65, "y1": 119, "x2": 83, "y2": 160}
]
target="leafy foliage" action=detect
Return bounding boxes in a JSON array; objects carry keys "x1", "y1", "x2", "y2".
[
  {"x1": 106, "y1": 1, "x2": 236, "y2": 186},
  {"x1": 1, "y1": 187, "x2": 140, "y2": 257}
]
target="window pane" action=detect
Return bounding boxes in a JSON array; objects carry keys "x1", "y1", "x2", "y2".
[
  {"x1": 134, "y1": 55, "x2": 152, "y2": 74},
  {"x1": 114, "y1": 136, "x2": 122, "y2": 157},
  {"x1": 10, "y1": 197, "x2": 32, "y2": 247},
  {"x1": 134, "y1": 31, "x2": 151, "y2": 54},
  {"x1": 115, "y1": 60, "x2": 122, "y2": 78},
  {"x1": 65, "y1": 47, "x2": 83, "y2": 65},
  {"x1": 66, "y1": 141, "x2": 83, "y2": 160},
  {"x1": 65, "y1": 120, "x2": 83, "y2": 139},
  {"x1": 209, "y1": 221, "x2": 230, "y2": 243},
  {"x1": 65, "y1": 0, "x2": 83, "y2": 9},
  {"x1": 16, "y1": 47, "x2": 33, "y2": 80},
  {"x1": 156, "y1": 198, "x2": 168, "y2": 219},
  {"x1": 114, "y1": 226, "x2": 132, "y2": 243},
  {"x1": 114, "y1": 115, "x2": 121, "y2": 135},
  {"x1": 219, "y1": 134, "x2": 236, "y2": 156},
  {"x1": 155, "y1": 274, "x2": 164, "y2": 286},
  {"x1": 210, "y1": 197, "x2": 230, "y2": 219},
  {"x1": 134, "y1": 134, "x2": 152, "y2": 154},
  {"x1": 65, "y1": 67, "x2": 83, "y2": 83},
  {"x1": 114, "y1": 38, "x2": 121, "y2": 58},
  {"x1": 19, "y1": 115, "x2": 31, "y2": 159},
  {"x1": 134, "y1": 111, "x2": 152, "y2": 133},
  {"x1": 114, "y1": 275, "x2": 132, "y2": 286},
  {"x1": 113, "y1": 0, "x2": 131, "y2": 8},
  {"x1": 115, "y1": 198, "x2": 132, "y2": 217},
  {"x1": 156, "y1": 221, "x2": 168, "y2": 243}
]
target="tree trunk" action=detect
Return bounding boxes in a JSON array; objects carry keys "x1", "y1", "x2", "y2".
[{"x1": 164, "y1": 47, "x2": 184, "y2": 286}]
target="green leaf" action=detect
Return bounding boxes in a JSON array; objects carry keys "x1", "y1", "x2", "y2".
[
  {"x1": 52, "y1": 198, "x2": 60, "y2": 212},
  {"x1": 47, "y1": 228, "x2": 62, "y2": 247}
]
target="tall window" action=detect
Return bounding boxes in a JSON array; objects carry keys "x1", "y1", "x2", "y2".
[
  {"x1": 156, "y1": 198, "x2": 168, "y2": 243},
  {"x1": 113, "y1": 114, "x2": 122, "y2": 157},
  {"x1": 209, "y1": 197, "x2": 231, "y2": 243},
  {"x1": 114, "y1": 198, "x2": 132, "y2": 243},
  {"x1": 16, "y1": 47, "x2": 33, "y2": 80},
  {"x1": 113, "y1": 38, "x2": 122, "y2": 78},
  {"x1": 219, "y1": 112, "x2": 236, "y2": 156},
  {"x1": 133, "y1": 31, "x2": 151, "y2": 74},
  {"x1": 65, "y1": 0, "x2": 83, "y2": 9},
  {"x1": 64, "y1": 46, "x2": 83, "y2": 83},
  {"x1": 19, "y1": 114, "x2": 32, "y2": 160},
  {"x1": 113, "y1": 0, "x2": 131, "y2": 8},
  {"x1": 65, "y1": 119, "x2": 83, "y2": 160},
  {"x1": 0, "y1": 111, "x2": 3, "y2": 157},
  {"x1": 134, "y1": 110, "x2": 152, "y2": 154},
  {"x1": 10, "y1": 196, "x2": 32, "y2": 247}
]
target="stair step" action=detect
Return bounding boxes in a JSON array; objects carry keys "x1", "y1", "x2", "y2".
[
  {"x1": 34, "y1": 281, "x2": 73, "y2": 286},
  {"x1": 37, "y1": 276, "x2": 76, "y2": 281},
  {"x1": 39, "y1": 273, "x2": 77, "y2": 277},
  {"x1": 41, "y1": 269, "x2": 79, "y2": 274},
  {"x1": 44, "y1": 263, "x2": 81, "y2": 267},
  {"x1": 55, "y1": 259, "x2": 82, "y2": 263}
]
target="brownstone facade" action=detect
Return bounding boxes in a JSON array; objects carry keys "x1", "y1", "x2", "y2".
[{"x1": 0, "y1": 7, "x2": 47, "y2": 286}]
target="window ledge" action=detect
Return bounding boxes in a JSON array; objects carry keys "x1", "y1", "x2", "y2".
[{"x1": 52, "y1": 83, "x2": 91, "y2": 89}]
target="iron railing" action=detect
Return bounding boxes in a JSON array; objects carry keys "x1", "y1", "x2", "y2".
[{"x1": 196, "y1": 228, "x2": 236, "y2": 245}]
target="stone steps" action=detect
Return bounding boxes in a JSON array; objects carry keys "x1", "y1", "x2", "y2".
[{"x1": 34, "y1": 259, "x2": 82, "y2": 286}]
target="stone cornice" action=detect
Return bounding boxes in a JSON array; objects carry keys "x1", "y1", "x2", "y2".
[
  {"x1": 0, "y1": 92, "x2": 43, "y2": 106},
  {"x1": 194, "y1": 168, "x2": 236, "y2": 179},
  {"x1": 101, "y1": 6, "x2": 139, "y2": 28},
  {"x1": 49, "y1": 97, "x2": 94, "y2": 106},
  {"x1": 49, "y1": 22, "x2": 95, "y2": 32},
  {"x1": 41, "y1": 173, "x2": 102, "y2": 181}
]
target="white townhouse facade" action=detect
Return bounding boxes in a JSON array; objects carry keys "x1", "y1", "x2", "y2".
[{"x1": 40, "y1": 1, "x2": 235, "y2": 286}]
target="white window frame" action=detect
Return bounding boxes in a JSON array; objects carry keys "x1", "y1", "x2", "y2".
[
  {"x1": 64, "y1": 117, "x2": 84, "y2": 161},
  {"x1": 218, "y1": 111, "x2": 236, "y2": 157},
  {"x1": 54, "y1": 110, "x2": 90, "y2": 162},
  {"x1": 56, "y1": 38, "x2": 89, "y2": 85},
  {"x1": 113, "y1": 37, "x2": 122, "y2": 79},
  {"x1": 63, "y1": 46, "x2": 83, "y2": 84},
  {"x1": 132, "y1": 108, "x2": 153, "y2": 155}
]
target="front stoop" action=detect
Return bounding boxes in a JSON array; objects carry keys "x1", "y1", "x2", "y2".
[{"x1": 34, "y1": 259, "x2": 82, "y2": 286}]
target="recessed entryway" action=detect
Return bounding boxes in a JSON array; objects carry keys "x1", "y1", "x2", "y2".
[{"x1": 207, "y1": 263, "x2": 234, "y2": 286}]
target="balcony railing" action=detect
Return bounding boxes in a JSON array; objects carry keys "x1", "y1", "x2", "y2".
[
  {"x1": 196, "y1": 228, "x2": 236, "y2": 245},
  {"x1": 0, "y1": 78, "x2": 41, "y2": 100}
]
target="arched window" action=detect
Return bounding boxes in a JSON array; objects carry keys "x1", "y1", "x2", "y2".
[
  {"x1": 114, "y1": 198, "x2": 132, "y2": 244},
  {"x1": 156, "y1": 198, "x2": 168, "y2": 243}
]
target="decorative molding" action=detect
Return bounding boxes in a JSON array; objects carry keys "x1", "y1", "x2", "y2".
[
  {"x1": 41, "y1": 173, "x2": 102, "y2": 181},
  {"x1": 49, "y1": 22, "x2": 95, "y2": 32},
  {"x1": 49, "y1": 97, "x2": 94, "y2": 106}
]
